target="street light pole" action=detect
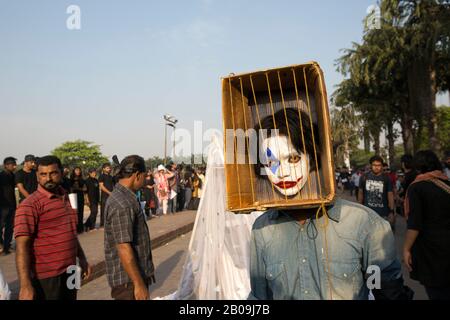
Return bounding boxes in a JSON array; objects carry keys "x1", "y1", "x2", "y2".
[
  {"x1": 173, "y1": 124, "x2": 176, "y2": 161},
  {"x1": 164, "y1": 123, "x2": 167, "y2": 165},
  {"x1": 163, "y1": 114, "x2": 178, "y2": 166}
]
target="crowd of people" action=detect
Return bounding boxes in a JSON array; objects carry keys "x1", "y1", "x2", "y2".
[
  {"x1": 0, "y1": 155, "x2": 206, "y2": 241},
  {"x1": 0, "y1": 153, "x2": 206, "y2": 300},
  {"x1": 0, "y1": 149, "x2": 449, "y2": 300},
  {"x1": 332, "y1": 151, "x2": 450, "y2": 300}
]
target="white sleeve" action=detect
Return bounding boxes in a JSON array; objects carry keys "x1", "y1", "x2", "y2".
[{"x1": 0, "y1": 268, "x2": 11, "y2": 300}]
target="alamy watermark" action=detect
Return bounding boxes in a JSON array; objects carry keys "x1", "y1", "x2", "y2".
[
  {"x1": 66, "y1": 5, "x2": 81, "y2": 30},
  {"x1": 66, "y1": 265, "x2": 82, "y2": 290},
  {"x1": 366, "y1": 4, "x2": 381, "y2": 30}
]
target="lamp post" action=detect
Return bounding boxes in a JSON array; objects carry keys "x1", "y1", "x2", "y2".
[{"x1": 163, "y1": 114, "x2": 178, "y2": 165}]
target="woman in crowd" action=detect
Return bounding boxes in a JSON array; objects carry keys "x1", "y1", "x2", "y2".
[
  {"x1": 155, "y1": 165, "x2": 174, "y2": 215},
  {"x1": 143, "y1": 170, "x2": 157, "y2": 218}
]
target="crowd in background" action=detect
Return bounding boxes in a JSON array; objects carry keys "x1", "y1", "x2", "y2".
[
  {"x1": 335, "y1": 150, "x2": 450, "y2": 300},
  {"x1": 336, "y1": 152, "x2": 450, "y2": 218},
  {"x1": 0, "y1": 154, "x2": 206, "y2": 251}
]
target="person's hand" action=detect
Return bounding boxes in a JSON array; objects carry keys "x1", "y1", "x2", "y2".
[
  {"x1": 403, "y1": 250, "x2": 413, "y2": 272},
  {"x1": 19, "y1": 284, "x2": 35, "y2": 300},
  {"x1": 388, "y1": 212, "x2": 395, "y2": 225},
  {"x1": 134, "y1": 283, "x2": 149, "y2": 300},
  {"x1": 79, "y1": 258, "x2": 93, "y2": 280}
]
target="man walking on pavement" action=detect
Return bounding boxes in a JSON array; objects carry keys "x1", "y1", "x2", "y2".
[
  {"x1": 104, "y1": 155, "x2": 155, "y2": 300},
  {"x1": 14, "y1": 156, "x2": 92, "y2": 300}
]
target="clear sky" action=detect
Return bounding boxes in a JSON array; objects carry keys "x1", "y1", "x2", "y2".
[{"x1": 1, "y1": 0, "x2": 448, "y2": 162}]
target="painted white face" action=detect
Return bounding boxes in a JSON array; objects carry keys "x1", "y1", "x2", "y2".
[{"x1": 261, "y1": 135, "x2": 309, "y2": 197}]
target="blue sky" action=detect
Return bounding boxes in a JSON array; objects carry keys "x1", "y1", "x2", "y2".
[{"x1": 1, "y1": 0, "x2": 448, "y2": 162}]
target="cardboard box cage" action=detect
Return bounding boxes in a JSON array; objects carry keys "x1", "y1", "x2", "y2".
[{"x1": 222, "y1": 62, "x2": 335, "y2": 213}]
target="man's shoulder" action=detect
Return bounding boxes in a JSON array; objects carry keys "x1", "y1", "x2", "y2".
[
  {"x1": 252, "y1": 210, "x2": 278, "y2": 230},
  {"x1": 106, "y1": 187, "x2": 131, "y2": 209},
  {"x1": 15, "y1": 169, "x2": 24, "y2": 178}
]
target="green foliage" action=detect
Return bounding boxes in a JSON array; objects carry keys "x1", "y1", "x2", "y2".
[
  {"x1": 438, "y1": 106, "x2": 450, "y2": 153},
  {"x1": 334, "y1": 0, "x2": 450, "y2": 159},
  {"x1": 145, "y1": 156, "x2": 169, "y2": 170},
  {"x1": 51, "y1": 140, "x2": 109, "y2": 169},
  {"x1": 415, "y1": 105, "x2": 450, "y2": 154},
  {"x1": 349, "y1": 148, "x2": 373, "y2": 169}
]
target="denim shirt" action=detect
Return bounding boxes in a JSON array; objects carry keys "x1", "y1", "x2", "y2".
[{"x1": 249, "y1": 198, "x2": 402, "y2": 300}]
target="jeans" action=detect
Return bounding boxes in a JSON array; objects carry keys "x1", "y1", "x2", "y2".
[
  {"x1": 168, "y1": 195, "x2": 177, "y2": 214},
  {"x1": 0, "y1": 207, "x2": 15, "y2": 251},
  {"x1": 184, "y1": 188, "x2": 192, "y2": 210}
]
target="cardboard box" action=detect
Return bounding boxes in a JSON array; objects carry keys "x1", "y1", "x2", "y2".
[{"x1": 222, "y1": 61, "x2": 335, "y2": 213}]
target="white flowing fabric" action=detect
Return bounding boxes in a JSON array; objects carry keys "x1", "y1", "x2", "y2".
[
  {"x1": 156, "y1": 134, "x2": 262, "y2": 300},
  {"x1": 0, "y1": 267, "x2": 11, "y2": 300}
]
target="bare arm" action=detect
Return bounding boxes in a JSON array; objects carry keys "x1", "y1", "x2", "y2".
[
  {"x1": 77, "y1": 240, "x2": 92, "y2": 280},
  {"x1": 116, "y1": 243, "x2": 149, "y2": 300},
  {"x1": 388, "y1": 191, "x2": 395, "y2": 211},
  {"x1": 403, "y1": 229, "x2": 419, "y2": 272},
  {"x1": 358, "y1": 188, "x2": 364, "y2": 204},
  {"x1": 15, "y1": 236, "x2": 34, "y2": 300},
  {"x1": 99, "y1": 182, "x2": 112, "y2": 195},
  {"x1": 17, "y1": 183, "x2": 30, "y2": 199},
  {"x1": 166, "y1": 172, "x2": 175, "y2": 179}
]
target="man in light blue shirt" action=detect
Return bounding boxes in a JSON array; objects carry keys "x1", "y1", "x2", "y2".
[{"x1": 249, "y1": 198, "x2": 411, "y2": 300}]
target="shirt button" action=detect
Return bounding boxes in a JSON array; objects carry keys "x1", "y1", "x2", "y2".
[
  {"x1": 343, "y1": 273, "x2": 348, "y2": 278},
  {"x1": 304, "y1": 290, "x2": 309, "y2": 294},
  {"x1": 300, "y1": 228, "x2": 304, "y2": 232},
  {"x1": 302, "y1": 259, "x2": 307, "y2": 263}
]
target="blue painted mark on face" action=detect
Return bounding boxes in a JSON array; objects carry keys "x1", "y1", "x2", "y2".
[{"x1": 266, "y1": 148, "x2": 280, "y2": 175}]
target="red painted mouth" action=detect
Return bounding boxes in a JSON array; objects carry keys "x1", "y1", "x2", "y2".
[{"x1": 274, "y1": 177, "x2": 303, "y2": 189}]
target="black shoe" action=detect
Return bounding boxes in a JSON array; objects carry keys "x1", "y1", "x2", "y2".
[{"x1": 2, "y1": 249, "x2": 11, "y2": 256}]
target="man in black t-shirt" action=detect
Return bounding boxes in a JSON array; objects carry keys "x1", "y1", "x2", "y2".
[
  {"x1": 15, "y1": 155, "x2": 38, "y2": 202},
  {"x1": 84, "y1": 168, "x2": 100, "y2": 231},
  {"x1": 0, "y1": 157, "x2": 18, "y2": 255},
  {"x1": 359, "y1": 155, "x2": 395, "y2": 229},
  {"x1": 99, "y1": 163, "x2": 114, "y2": 228}
]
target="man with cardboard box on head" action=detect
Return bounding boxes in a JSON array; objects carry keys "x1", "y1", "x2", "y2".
[{"x1": 220, "y1": 63, "x2": 413, "y2": 300}]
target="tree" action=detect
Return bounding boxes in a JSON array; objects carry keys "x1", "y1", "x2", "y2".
[
  {"x1": 145, "y1": 156, "x2": 169, "y2": 171},
  {"x1": 383, "y1": 0, "x2": 450, "y2": 154},
  {"x1": 330, "y1": 105, "x2": 361, "y2": 168},
  {"x1": 51, "y1": 140, "x2": 109, "y2": 169}
]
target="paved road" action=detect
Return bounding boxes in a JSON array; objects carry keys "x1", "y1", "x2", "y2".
[{"x1": 78, "y1": 232, "x2": 192, "y2": 300}]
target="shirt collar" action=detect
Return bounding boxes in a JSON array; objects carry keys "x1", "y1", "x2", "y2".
[
  {"x1": 37, "y1": 184, "x2": 66, "y2": 199},
  {"x1": 267, "y1": 199, "x2": 341, "y2": 223},
  {"x1": 116, "y1": 183, "x2": 137, "y2": 199}
]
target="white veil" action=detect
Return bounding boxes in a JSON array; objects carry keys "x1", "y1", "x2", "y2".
[{"x1": 156, "y1": 134, "x2": 262, "y2": 300}]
